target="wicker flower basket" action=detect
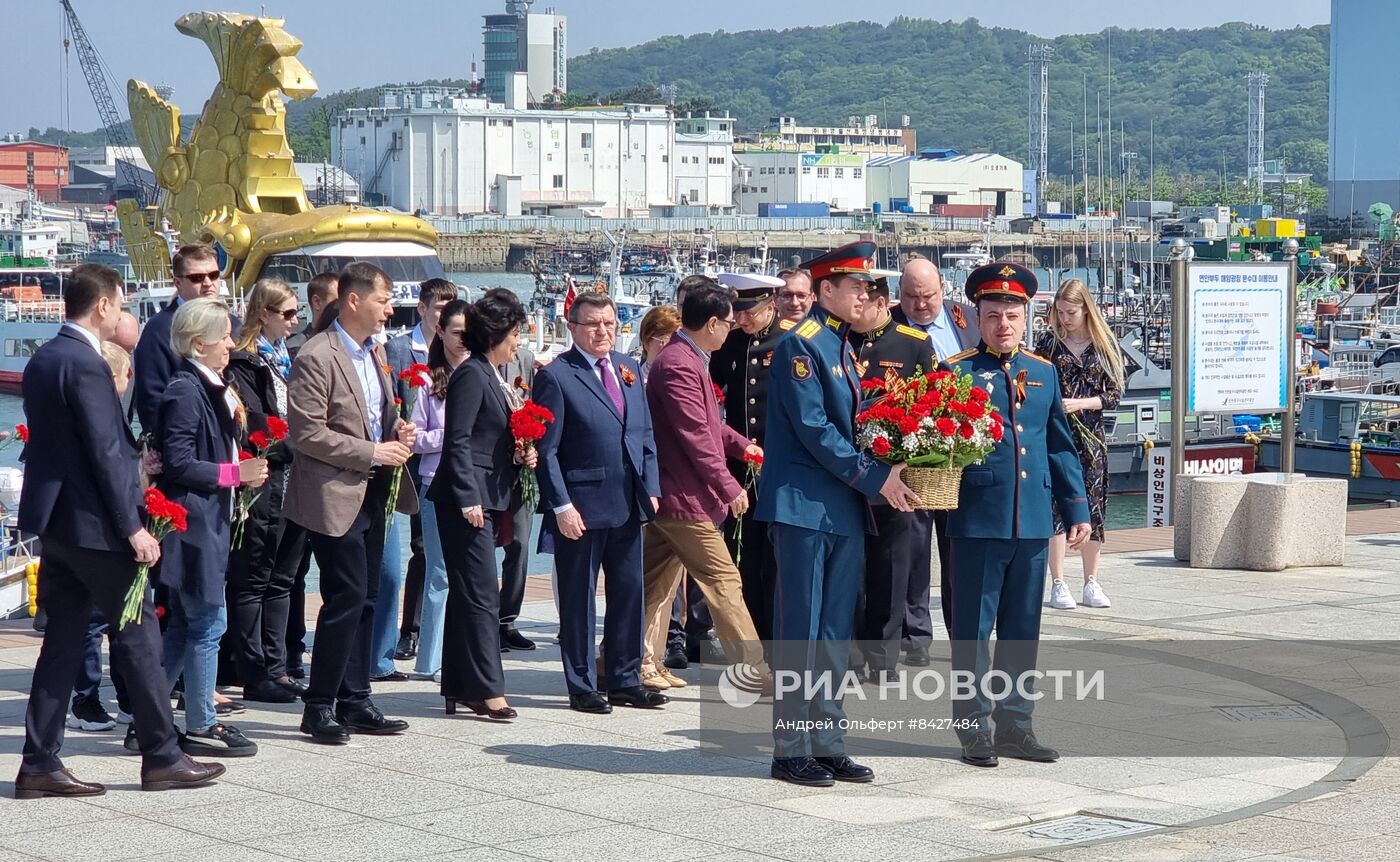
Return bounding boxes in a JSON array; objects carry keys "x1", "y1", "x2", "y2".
[{"x1": 903, "y1": 466, "x2": 963, "y2": 510}]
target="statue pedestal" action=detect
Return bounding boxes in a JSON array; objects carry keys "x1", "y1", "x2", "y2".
[{"x1": 1173, "y1": 473, "x2": 1347, "y2": 571}]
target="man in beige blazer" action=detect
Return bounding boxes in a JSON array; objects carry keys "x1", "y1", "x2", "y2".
[{"x1": 284, "y1": 261, "x2": 419, "y2": 744}]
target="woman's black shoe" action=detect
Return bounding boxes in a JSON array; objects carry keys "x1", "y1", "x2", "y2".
[
  {"x1": 243, "y1": 679, "x2": 297, "y2": 704},
  {"x1": 446, "y1": 699, "x2": 517, "y2": 720}
]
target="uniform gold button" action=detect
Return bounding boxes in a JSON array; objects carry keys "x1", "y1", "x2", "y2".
[
  {"x1": 1020, "y1": 447, "x2": 1027, "y2": 455},
  {"x1": 1016, "y1": 424, "x2": 1024, "y2": 432},
  {"x1": 1003, "y1": 362, "x2": 1010, "y2": 370},
  {"x1": 750, "y1": 437, "x2": 758, "y2": 443},
  {"x1": 749, "y1": 378, "x2": 757, "y2": 384},
  {"x1": 1020, "y1": 470, "x2": 1028, "y2": 479},
  {"x1": 749, "y1": 418, "x2": 756, "y2": 424},
  {"x1": 750, "y1": 358, "x2": 758, "y2": 365},
  {"x1": 748, "y1": 398, "x2": 756, "y2": 405}
]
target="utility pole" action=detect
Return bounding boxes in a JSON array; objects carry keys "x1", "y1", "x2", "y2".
[
  {"x1": 1247, "y1": 71, "x2": 1268, "y2": 205},
  {"x1": 1027, "y1": 43, "x2": 1053, "y2": 215}
]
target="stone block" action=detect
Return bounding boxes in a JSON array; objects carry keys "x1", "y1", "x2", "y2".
[{"x1": 1181, "y1": 473, "x2": 1347, "y2": 571}]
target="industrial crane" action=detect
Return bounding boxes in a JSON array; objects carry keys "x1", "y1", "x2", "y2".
[{"x1": 59, "y1": 0, "x2": 155, "y2": 208}]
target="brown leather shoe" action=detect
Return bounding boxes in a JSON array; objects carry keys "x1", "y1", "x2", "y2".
[
  {"x1": 140, "y1": 754, "x2": 227, "y2": 791},
  {"x1": 14, "y1": 768, "x2": 105, "y2": 799}
]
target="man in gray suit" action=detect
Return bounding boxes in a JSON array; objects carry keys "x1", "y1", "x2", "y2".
[
  {"x1": 382, "y1": 279, "x2": 458, "y2": 667},
  {"x1": 496, "y1": 343, "x2": 537, "y2": 650},
  {"x1": 891, "y1": 256, "x2": 981, "y2": 661}
]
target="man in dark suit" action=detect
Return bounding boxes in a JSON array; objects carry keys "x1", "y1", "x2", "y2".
[
  {"x1": 132, "y1": 244, "x2": 224, "y2": 435},
  {"x1": 534, "y1": 293, "x2": 667, "y2": 714},
  {"x1": 285, "y1": 271, "x2": 340, "y2": 357},
  {"x1": 496, "y1": 342, "x2": 537, "y2": 651},
  {"x1": 15, "y1": 263, "x2": 226, "y2": 797},
  {"x1": 379, "y1": 278, "x2": 458, "y2": 673},
  {"x1": 283, "y1": 262, "x2": 419, "y2": 743},
  {"x1": 891, "y1": 256, "x2": 981, "y2": 656}
]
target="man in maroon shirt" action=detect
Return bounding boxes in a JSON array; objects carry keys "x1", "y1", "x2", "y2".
[{"x1": 638, "y1": 278, "x2": 768, "y2": 690}]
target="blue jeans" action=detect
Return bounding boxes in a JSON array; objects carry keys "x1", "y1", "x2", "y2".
[
  {"x1": 369, "y1": 514, "x2": 406, "y2": 678},
  {"x1": 414, "y1": 488, "x2": 450, "y2": 676},
  {"x1": 163, "y1": 590, "x2": 228, "y2": 733}
]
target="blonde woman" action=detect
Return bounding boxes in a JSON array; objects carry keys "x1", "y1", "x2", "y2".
[{"x1": 1035, "y1": 279, "x2": 1124, "y2": 609}]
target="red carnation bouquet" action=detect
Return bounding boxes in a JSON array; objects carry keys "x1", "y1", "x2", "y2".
[
  {"x1": 0, "y1": 424, "x2": 28, "y2": 452},
  {"x1": 731, "y1": 450, "x2": 763, "y2": 560},
  {"x1": 510, "y1": 400, "x2": 555, "y2": 511},
  {"x1": 232, "y1": 416, "x2": 288, "y2": 549},
  {"x1": 385, "y1": 363, "x2": 433, "y2": 521},
  {"x1": 119, "y1": 487, "x2": 188, "y2": 629},
  {"x1": 855, "y1": 369, "x2": 1002, "y2": 509}
]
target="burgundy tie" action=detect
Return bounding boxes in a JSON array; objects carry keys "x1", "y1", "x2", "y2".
[{"x1": 597, "y1": 357, "x2": 625, "y2": 415}]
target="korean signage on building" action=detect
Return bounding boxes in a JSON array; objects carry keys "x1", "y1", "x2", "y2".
[
  {"x1": 1186, "y1": 262, "x2": 1291, "y2": 413},
  {"x1": 1147, "y1": 443, "x2": 1257, "y2": 527}
]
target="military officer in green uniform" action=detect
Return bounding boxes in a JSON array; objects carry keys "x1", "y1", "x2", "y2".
[
  {"x1": 848, "y1": 275, "x2": 938, "y2": 681},
  {"x1": 711, "y1": 272, "x2": 793, "y2": 646},
  {"x1": 945, "y1": 262, "x2": 1091, "y2": 768},
  {"x1": 755, "y1": 242, "x2": 920, "y2": 787}
]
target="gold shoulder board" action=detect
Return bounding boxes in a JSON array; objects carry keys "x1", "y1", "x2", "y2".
[
  {"x1": 947, "y1": 348, "x2": 978, "y2": 363},
  {"x1": 796, "y1": 320, "x2": 821, "y2": 339},
  {"x1": 895, "y1": 324, "x2": 930, "y2": 341}
]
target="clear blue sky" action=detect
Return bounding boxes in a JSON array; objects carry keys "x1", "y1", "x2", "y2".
[{"x1": 10, "y1": 0, "x2": 1328, "y2": 133}]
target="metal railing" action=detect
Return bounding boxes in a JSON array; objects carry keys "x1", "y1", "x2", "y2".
[{"x1": 428, "y1": 214, "x2": 1012, "y2": 235}]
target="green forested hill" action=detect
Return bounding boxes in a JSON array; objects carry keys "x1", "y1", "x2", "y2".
[{"x1": 566, "y1": 17, "x2": 1329, "y2": 180}]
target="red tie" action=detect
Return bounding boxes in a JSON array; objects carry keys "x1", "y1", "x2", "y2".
[{"x1": 597, "y1": 357, "x2": 625, "y2": 415}]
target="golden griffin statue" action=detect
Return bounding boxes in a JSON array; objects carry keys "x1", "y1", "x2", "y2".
[{"x1": 121, "y1": 11, "x2": 435, "y2": 285}]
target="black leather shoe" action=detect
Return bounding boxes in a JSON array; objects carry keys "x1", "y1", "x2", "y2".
[
  {"x1": 335, "y1": 703, "x2": 409, "y2": 735},
  {"x1": 370, "y1": 670, "x2": 410, "y2": 683},
  {"x1": 501, "y1": 627, "x2": 537, "y2": 651},
  {"x1": 995, "y1": 727, "x2": 1059, "y2": 762},
  {"x1": 123, "y1": 725, "x2": 141, "y2": 754},
  {"x1": 607, "y1": 685, "x2": 669, "y2": 709},
  {"x1": 815, "y1": 755, "x2": 875, "y2": 782},
  {"x1": 244, "y1": 679, "x2": 297, "y2": 704},
  {"x1": 276, "y1": 676, "x2": 308, "y2": 696},
  {"x1": 770, "y1": 756, "x2": 834, "y2": 787},
  {"x1": 140, "y1": 754, "x2": 226, "y2": 791},
  {"x1": 662, "y1": 644, "x2": 688, "y2": 670},
  {"x1": 392, "y1": 633, "x2": 418, "y2": 660},
  {"x1": 568, "y1": 691, "x2": 612, "y2": 714},
  {"x1": 14, "y1": 768, "x2": 105, "y2": 799},
  {"x1": 904, "y1": 645, "x2": 931, "y2": 667},
  {"x1": 286, "y1": 663, "x2": 306, "y2": 680},
  {"x1": 300, "y1": 706, "x2": 351, "y2": 744},
  {"x1": 960, "y1": 733, "x2": 999, "y2": 767}
]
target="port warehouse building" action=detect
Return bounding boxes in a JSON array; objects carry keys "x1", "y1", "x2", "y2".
[
  {"x1": 865, "y1": 151, "x2": 1026, "y2": 216},
  {"x1": 334, "y1": 85, "x2": 734, "y2": 217}
]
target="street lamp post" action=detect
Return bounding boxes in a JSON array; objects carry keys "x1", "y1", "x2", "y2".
[
  {"x1": 1169, "y1": 237, "x2": 1189, "y2": 519},
  {"x1": 1282, "y1": 237, "x2": 1299, "y2": 474}
]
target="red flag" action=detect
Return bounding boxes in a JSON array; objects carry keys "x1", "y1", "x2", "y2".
[{"x1": 563, "y1": 276, "x2": 578, "y2": 320}]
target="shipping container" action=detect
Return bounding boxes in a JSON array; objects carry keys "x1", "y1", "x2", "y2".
[
  {"x1": 758, "y1": 202, "x2": 831, "y2": 217},
  {"x1": 931, "y1": 203, "x2": 995, "y2": 218}
]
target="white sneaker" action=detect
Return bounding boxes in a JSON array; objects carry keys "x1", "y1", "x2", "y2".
[
  {"x1": 1048, "y1": 579, "x2": 1077, "y2": 610},
  {"x1": 1082, "y1": 579, "x2": 1111, "y2": 608}
]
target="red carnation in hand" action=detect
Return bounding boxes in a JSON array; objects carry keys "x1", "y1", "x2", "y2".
[
  {"x1": 265, "y1": 416, "x2": 289, "y2": 440},
  {"x1": 958, "y1": 422, "x2": 975, "y2": 440},
  {"x1": 871, "y1": 436, "x2": 892, "y2": 456},
  {"x1": 859, "y1": 379, "x2": 885, "y2": 393},
  {"x1": 743, "y1": 451, "x2": 764, "y2": 467},
  {"x1": 935, "y1": 417, "x2": 958, "y2": 437},
  {"x1": 400, "y1": 363, "x2": 432, "y2": 388},
  {"x1": 968, "y1": 387, "x2": 990, "y2": 404},
  {"x1": 962, "y1": 401, "x2": 986, "y2": 420},
  {"x1": 239, "y1": 450, "x2": 256, "y2": 461},
  {"x1": 989, "y1": 421, "x2": 1005, "y2": 442},
  {"x1": 15, "y1": 424, "x2": 28, "y2": 443},
  {"x1": 248, "y1": 431, "x2": 270, "y2": 450},
  {"x1": 897, "y1": 415, "x2": 920, "y2": 435},
  {"x1": 712, "y1": 383, "x2": 725, "y2": 405}
]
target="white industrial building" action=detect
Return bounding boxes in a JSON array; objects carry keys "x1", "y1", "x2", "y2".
[
  {"x1": 732, "y1": 150, "x2": 869, "y2": 213},
  {"x1": 736, "y1": 116, "x2": 916, "y2": 156},
  {"x1": 674, "y1": 112, "x2": 736, "y2": 213},
  {"x1": 866, "y1": 150, "x2": 1025, "y2": 216},
  {"x1": 1329, "y1": 0, "x2": 1400, "y2": 218},
  {"x1": 333, "y1": 81, "x2": 733, "y2": 217}
]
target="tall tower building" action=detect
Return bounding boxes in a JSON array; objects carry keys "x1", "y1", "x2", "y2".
[
  {"x1": 1330, "y1": 0, "x2": 1400, "y2": 218},
  {"x1": 482, "y1": 1, "x2": 567, "y2": 105}
]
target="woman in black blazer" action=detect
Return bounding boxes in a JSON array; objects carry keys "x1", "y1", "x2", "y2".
[
  {"x1": 224, "y1": 278, "x2": 302, "y2": 704},
  {"x1": 426, "y1": 288, "x2": 530, "y2": 719},
  {"x1": 157, "y1": 298, "x2": 268, "y2": 756}
]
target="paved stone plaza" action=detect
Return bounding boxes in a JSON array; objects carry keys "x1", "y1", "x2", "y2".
[{"x1": 2, "y1": 513, "x2": 1399, "y2": 861}]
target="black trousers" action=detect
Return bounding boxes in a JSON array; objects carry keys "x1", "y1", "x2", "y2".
[
  {"x1": 667, "y1": 576, "x2": 712, "y2": 651},
  {"x1": 303, "y1": 478, "x2": 390, "y2": 710},
  {"x1": 859, "y1": 506, "x2": 924, "y2": 670},
  {"x1": 498, "y1": 489, "x2": 532, "y2": 628},
  {"x1": 73, "y1": 608, "x2": 131, "y2": 712},
  {"x1": 727, "y1": 509, "x2": 777, "y2": 643},
  {"x1": 397, "y1": 511, "x2": 426, "y2": 639},
  {"x1": 24, "y1": 538, "x2": 181, "y2": 772},
  {"x1": 227, "y1": 468, "x2": 291, "y2": 684},
  {"x1": 930, "y1": 509, "x2": 953, "y2": 638},
  {"x1": 436, "y1": 505, "x2": 506, "y2": 701},
  {"x1": 274, "y1": 518, "x2": 313, "y2": 671}
]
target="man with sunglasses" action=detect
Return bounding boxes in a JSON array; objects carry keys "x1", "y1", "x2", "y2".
[
  {"x1": 133, "y1": 244, "x2": 230, "y2": 436},
  {"x1": 710, "y1": 273, "x2": 793, "y2": 653}
]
